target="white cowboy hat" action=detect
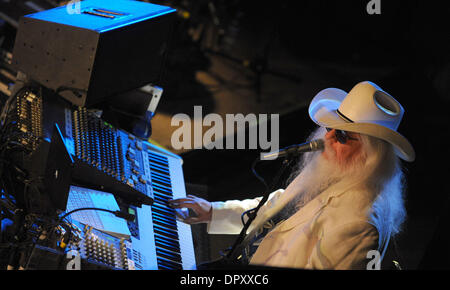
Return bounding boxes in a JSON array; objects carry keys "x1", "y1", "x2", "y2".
[{"x1": 308, "y1": 81, "x2": 415, "y2": 162}]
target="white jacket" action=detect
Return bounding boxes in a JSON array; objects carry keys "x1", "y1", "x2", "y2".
[{"x1": 207, "y1": 188, "x2": 379, "y2": 270}]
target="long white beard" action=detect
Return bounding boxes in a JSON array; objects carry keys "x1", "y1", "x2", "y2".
[
  {"x1": 262, "y1": 128, "x2": 406, "y2": 259},
  {"x1": 279, "y1": 142, "x2": 366, "y2": 220}
]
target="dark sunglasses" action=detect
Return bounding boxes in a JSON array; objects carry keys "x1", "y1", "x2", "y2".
[{"x1": 326, "y1": 128, "x2": 359, "y2": 144}]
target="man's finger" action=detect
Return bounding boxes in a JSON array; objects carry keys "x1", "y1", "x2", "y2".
[
  {"x1": 168, "y1": 197, "x2": 193, "y2": 204},
  {"x1": 169, "y1": 201, "x2": 200, "y2": 211},
  {"x1": 168, "y1": 199, "x2": 195, "y2": 206},
  {"x1": 167, "y1": 199, "x2": 194, "y2": 208},
  {"x1": 183, "y1": 216, "x2": 200, "y2": 224}
]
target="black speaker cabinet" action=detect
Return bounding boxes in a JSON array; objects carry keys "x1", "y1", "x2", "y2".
[{"x1": 12, "y1": 0, "x2": 176, "y2": 107}]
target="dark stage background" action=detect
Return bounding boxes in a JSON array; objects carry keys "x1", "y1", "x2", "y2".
[
  {"x1": 174, "y1": 0, "x2": 450, "y2": 270},
  {"x1": 0, "y1": 0, "x2": 449, "y2": 270}
]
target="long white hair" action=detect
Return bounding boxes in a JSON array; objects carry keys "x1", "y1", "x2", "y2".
[
  {"x1": 285, "y1": 127, "x2": 407, "y2": 257},
  {"x1": 359, "y1": 132, "x2": 407, "y2": 257}
]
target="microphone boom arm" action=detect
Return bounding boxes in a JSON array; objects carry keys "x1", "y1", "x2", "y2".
[{"x1": 261, "y1": 139, "x2": 324, "y2": 160}]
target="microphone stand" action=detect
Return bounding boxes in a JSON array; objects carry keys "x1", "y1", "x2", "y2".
[{"x1": 197, "y1": 155, "x2": 294, "y2": 269}]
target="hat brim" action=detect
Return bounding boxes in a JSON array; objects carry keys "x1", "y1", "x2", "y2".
[{"x1": 309, "y1": 88, "x2": 415, "y2": 162}]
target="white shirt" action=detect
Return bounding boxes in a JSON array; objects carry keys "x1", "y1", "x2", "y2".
[{"x1": 207, "y1": 188, "x2": 379, "y2": 269}]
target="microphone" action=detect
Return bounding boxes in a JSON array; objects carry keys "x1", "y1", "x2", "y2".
[{"x1": 261, "y1": 139, "x2": 324, "y2": 160}]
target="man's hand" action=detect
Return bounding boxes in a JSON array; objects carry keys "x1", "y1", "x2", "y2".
[{"x1": 168, "y1": 195, "x2": 212, "y2": 224}]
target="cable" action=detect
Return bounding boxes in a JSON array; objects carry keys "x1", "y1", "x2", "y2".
[
  {"x1": 240, "y1": 159, "x2": 269, "y2": 225},
  {"x1": 240, "y1": 158, "x2": 292, "y2": 226},
  {"x1": 224, "y1": 157, "x2": 293, "y2": 263},
  {"x1": 250, "y1": 158, "x2": 269, "y2": 190},
  {"x1": 59, "y1": 207, "x2": 135, "y2": 222}
]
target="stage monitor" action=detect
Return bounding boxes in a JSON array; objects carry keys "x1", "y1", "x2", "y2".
[{"x1": 11, "y1": 0, "x2": 176, "y2": 107}]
